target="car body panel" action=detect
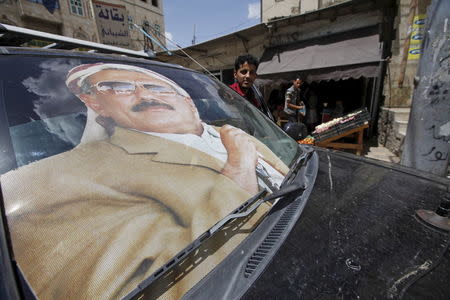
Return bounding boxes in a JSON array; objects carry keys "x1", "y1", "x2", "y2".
[{"x1": 243, "y1": 149, "x2": 450, "y2": 299}]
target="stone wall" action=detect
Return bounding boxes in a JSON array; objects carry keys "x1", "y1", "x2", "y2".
[{"x1": 378, "y1": 107, "x2": 406, "y2": 155}]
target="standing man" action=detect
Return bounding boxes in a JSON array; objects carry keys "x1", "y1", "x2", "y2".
[
  {"x1": 229, "y1": 54, "x2": 273, "y2": 120},
  {"x1": 284, "y1": 76, "x2": 307, "y2": 123}
]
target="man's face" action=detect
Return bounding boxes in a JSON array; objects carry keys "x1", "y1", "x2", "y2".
[
  {"x1": 80, "y1": 69, "x2": 202, "y2": 134},
  {"x1": 293, "y1": 79, "x2": 303, "y2": 89},
  {"x1": 234, "y1": 62, "x2": 257, "y2": 91}
]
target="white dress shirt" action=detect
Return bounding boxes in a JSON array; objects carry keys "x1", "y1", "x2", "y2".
[{"x1": 140, "y1": 123, "x2": 285, "y2": 192}]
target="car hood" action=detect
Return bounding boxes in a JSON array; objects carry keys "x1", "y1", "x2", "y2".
[{"x1": 244, "y1": 149, "x2": 450, "y2": 299}]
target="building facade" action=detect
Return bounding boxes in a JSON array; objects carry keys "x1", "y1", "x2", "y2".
[
  {"x1": 158, "y1": 0, "x2": 428, "y2": 157},
  {"x1": 378, "y1": 0, "x2": 430, "y2": 155},
  {"x1": 262, "y1": 0, "x2": 349, "y2": 23},
  {"x1": 0, "y1": 0, "x2": 166, "y2": 52},
  {"x1": 261, "y1": 0, "x2": 434, "y2": 156},
  {"x1": 157, "y1": 0, "x2": 396, "y2": 140}
]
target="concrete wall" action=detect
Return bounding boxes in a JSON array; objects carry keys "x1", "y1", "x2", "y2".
[
  {"x1": 0, "y1": 0, "x2": 165, "y2": 51},
  {"x1": 262, "y1": 0, "x2": 301, "y2": 22},
  {"x1": 318, "y1": 0, "x2": 349, "y2": 9},
  {"x1": 262, "y1": 0, "x2": 350, "y2": 23},
  {"x1": 265, "y1": 7, "x2": 380, "y2": 48},
  {"x1": 301, "y1": 0, "x2": 318, "y2": 13}
]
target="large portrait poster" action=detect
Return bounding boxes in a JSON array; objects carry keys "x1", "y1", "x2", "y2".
[
  {"x1": 92, "y1": 0, "x2": 131, "y2": 47},
  {"x1": 1, "y1": 60, "x2": 291, "y2": 299}
]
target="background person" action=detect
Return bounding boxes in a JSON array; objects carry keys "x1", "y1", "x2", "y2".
[
  {"x1": 229, "y1": 54, "x2": 273, "y2": 120},
  {"x1": 305, "y1": 87, "x2": 319, "y2": 133},
  {"x1": 321, "y1": 102, "x2": 333, "y2": 123},
  {"x1": 284, "y1": 76, "x2": 306, "y2": 123},
  {"x1": 331, "y1": 100, "x2": 344, "y2": 119}
]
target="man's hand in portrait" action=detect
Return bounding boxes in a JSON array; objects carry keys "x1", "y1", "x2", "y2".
[{"x1": 220, "y1": 125, "x2": 258, "y2": 194}]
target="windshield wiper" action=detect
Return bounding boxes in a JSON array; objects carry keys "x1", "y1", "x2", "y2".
[
  {"x1": 208, "y1": 183, "x2": 305, "y2": 236},
  {"x1": 125, "y1": 148, "x2": 315, "y2": 299},
  {"x1": 283, "y1": 146, "x2": 314, "y2": 185},
  {"x1": 124, "y1": 183, "x2": 306, "y2": 300}
]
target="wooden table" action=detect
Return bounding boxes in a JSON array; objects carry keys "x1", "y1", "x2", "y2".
[{"x1": 315, "y1": 123, "x2": 369, "y2": 155}]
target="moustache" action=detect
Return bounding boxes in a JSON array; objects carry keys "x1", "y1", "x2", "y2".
[{"x1": 131, "y1": 99, "x2": 175, "y2": 112}]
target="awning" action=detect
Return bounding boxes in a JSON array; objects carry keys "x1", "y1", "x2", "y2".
[{"x1": 258, "y1": 28, "x2": 382, "y2": 81}]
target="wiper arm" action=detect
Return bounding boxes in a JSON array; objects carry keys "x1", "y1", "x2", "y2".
[
  {"x1": 283, "y1": 146, "x2": 314, "y2": 185},
  {"x1": 125, "y1": 184, "x2": 305, "y2": 299},
  {"x1": 209, "y1": 183, "x2": 305, "y2": 236}
]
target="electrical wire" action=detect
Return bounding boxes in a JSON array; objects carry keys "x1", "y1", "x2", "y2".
[
  {"x1": 165, "y1": 36, "x2": 217, "y2": 77},
  {"x1": 130, "y1": 23, "x2": 171, "y2": 54},
  {"x1": 132, "y1": 21, "x2": 216, "y2": 77},
  {"x1": 132, "y1": 2, "x2": 279, "y2": 76}
]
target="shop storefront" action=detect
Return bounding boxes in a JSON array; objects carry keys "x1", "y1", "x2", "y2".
[{"x1": 256, "y1": 26, "x2": 384, "y2": 137}]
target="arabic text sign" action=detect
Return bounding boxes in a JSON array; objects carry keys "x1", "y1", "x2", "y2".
[
  {"x1": 93, "y1": 0, "x2": 131, "y2": 47},
  {"x1": 408, "y1": 14, "x2": 427, "y2": 60}
]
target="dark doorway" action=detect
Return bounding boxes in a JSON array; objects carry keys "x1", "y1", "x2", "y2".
[
  {"x1": 312, "y1": 78, "x2": 366, "y2": 112},
  {"x1": 310, "y1": 77, "x2": 375, "y2": 124}
]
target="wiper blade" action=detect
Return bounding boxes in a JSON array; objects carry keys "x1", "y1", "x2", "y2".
[
  {"x1": 209, "y1": 183, "x2": 305, "y2": 236},
  {"x1": 283, "y1": 146, "x2": 314, "y2": 185},
  {"x1": 124, "y1": 183, "x2": 305, "y2": 299}
]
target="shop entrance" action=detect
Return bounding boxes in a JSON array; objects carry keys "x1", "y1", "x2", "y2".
[
  {"x1": 263, "y1": 76, "x2": 377, "y2": 133},
  {"x1": 310, "y1": 77, "x2": 376, "y2": 124}
]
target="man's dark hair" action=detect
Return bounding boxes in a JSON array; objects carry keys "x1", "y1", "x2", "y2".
[
  {"x1": 234, "y1": 54, "x2": 259, "y2": 71},
  {"x1": 294, "y1": 74, "x2": 306, "y2": 82}
]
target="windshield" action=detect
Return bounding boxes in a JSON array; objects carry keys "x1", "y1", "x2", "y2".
[{"x1": 0, "y1": 56, "x2": 301, "y2": 299}]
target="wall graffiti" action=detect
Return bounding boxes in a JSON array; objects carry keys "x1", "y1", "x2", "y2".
[
  {"x1": 401, "y1": 0, "x2": 450, "y2": 177},
  {"x1": 422, "y1": 146, "x2": 448, "y2": 161}
]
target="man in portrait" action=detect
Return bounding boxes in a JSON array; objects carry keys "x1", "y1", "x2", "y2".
[{"x1": 1, "y1": 63, "x2": 288, "y2": 299}]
